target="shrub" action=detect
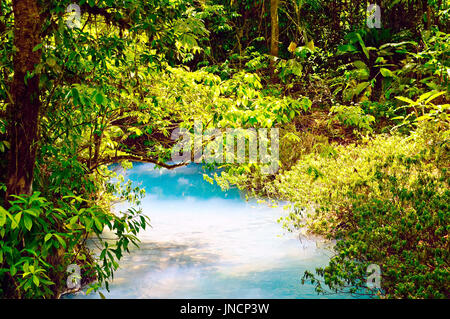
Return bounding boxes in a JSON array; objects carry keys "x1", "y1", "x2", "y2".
[{"x1": 271, "y1": 120, "x2": 449, "y2": 298}]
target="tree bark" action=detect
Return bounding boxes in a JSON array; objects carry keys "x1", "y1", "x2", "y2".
[
  {"x1": 270, "y1": 0, "x2": 279, "y2": 57},
  {"x1": 6, "y1": 0, "x2": 42, "y2": 200}
]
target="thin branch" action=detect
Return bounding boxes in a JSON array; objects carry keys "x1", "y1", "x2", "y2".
[{"x1": 91, "y1": 155, "x2": 188, "y2": 171}]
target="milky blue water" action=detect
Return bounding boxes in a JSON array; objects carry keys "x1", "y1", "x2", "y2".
[{"x1": 67, "y1": 163, "x2": 355, "y2": 299}]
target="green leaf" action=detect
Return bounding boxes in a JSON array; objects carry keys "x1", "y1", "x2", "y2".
[
  {"x1": 44, "y1": 233, "x2": 52, "y2": 242},
  {"x1": 380, "y1": 68, "x2": 395, "y2": 78},
  {"x1": 39, "y1": 278, "x2": 55, "y2": 286},
  {"x1": 379, "y1": 41, "x2": 418, "y2": 50},
  {"x1": 395, "y1": 96, "x2": 417, "y2": 105},
  {"x1": 353, "y1": 82, "x2": 370, "y2": 96},
  {"x1": 12, "y1": 212, "x2": 22, "y2": 229},
  {"x1": 416, "y1": 115, "x2": 433, "y2": 122},
  {"x1": 69, "y1": 215, "x2": 79, "y2": 225},
  {"x1": 95, "y1": 92, "x2": 105, "y2": 105},
  {"x1": 24, "y1": 208, "x2": 39, "y2": 217},
  {"x1": 127, "y1": 127, "x2": 143, "y2": 137},
  {"x1": 0, "y1": 206, "x2": 7, "y2": 227},
  {"x1": 424, "y1": 91, "x2": 445, "y2": 104},
  {"x1": 23, "y1": 215, "x2": 33, "y2": 231},
  {"x1": 289, "y1": 110, "x2": 296, "y2": 119},
  {"x1": 32, "y1": 43, "x2": 43, "y2": 52},
  {"x1": 337, "y1": 44, "x2": 357, "y2": 54},
  {"x1": 32, "y1": 275, "x2": 40, "y2": 287},
  {"x1": 10, "y1": 265, "x2": 17, "y2": 276},
  {"x1": 353, "y1": 60, "x2": 367, "y2": 70},
  {"x1": 54, "y1": 234, "x2": 66, "y2": 249},
  {"x1": 355, "y1": 33, "x2": 369, "y2": 60},
  {"x1": 94, "y1": 218, "x2": 103, "y2": 232},
  {"x1": 71, "y1": 87, "x2": 81, "y2": 105}
]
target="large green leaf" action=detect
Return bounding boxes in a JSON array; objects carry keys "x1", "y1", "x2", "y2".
[
  {"x1": 395, "y1": 96, "x2": 417, "y2": 105},
  {"x1": 11, "y1": 212, "x2": 22, "y2": 230},
  {"x1": 337, "y1": 44, "x2": 357, "y2": 55},
  {"x1": 380, "y1": 68, "x2": 395, "y2": 78},
  {"x1": 0, "y1": 206, "x2": 7, "y2": 227},
  {"x1": 353, "y1": 82, "x2": 370, "y2": 96},
  {"x1": 24, "y1": 215, "x2": 33, "y2": 231},
  {"x1": 353, "y1": 60, "x2": 368, "y2": 70},
  {"x1": 355, "y1": 33, "x2": 369, "y2": 60}
]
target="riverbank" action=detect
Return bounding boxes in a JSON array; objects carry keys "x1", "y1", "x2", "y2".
[
  {"x1": 65, "y1": 163, "x2": 361, "y2": 299},
  {"x1": 218, "y1": 120, "x2": 449, "y2": 298}
]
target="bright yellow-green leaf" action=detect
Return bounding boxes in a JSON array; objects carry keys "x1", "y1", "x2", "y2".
[
  {"x1": 0, "y1": 206, "x2": 7, "y2": 227},
  {"x1": 23, "y1": 215, "x2": 32, "y2": 231},
  {"x1": 380, "y1": 68, "x2": 395, "y2": 77},
  {"x1": 395, "y1": 96, "x2": 417, "y2": 105},
  {"x1": 424, "y1": 91, "x2": 446, "y2": 104},
  {"x1": 11, "y1": 212, "x2": 22, "y2": 230},
  {"x1": 32, "y1": 275, "x2": 40, "y2": 287}
]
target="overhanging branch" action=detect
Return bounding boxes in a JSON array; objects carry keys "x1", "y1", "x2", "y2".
[
  {"x1": 80, "y1": 4, "x2": 131, "y2": 30},
  {"x1": 92, "y1": 155, "x2": 188, "y2": 171}
]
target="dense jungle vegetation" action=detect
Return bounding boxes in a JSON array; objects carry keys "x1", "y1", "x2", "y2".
[{"x1": 0, "y1": 0, "x2": 449, "y2": 299}]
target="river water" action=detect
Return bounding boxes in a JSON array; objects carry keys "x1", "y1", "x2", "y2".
[{"x1": 67, "y1": 163, "x2": 354, "y2": 299}]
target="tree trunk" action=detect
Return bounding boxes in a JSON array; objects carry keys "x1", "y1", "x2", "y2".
[
  {"x1": 6, "y1": 0, "x2": 42, "y2": 200},
  {"x1": 270, "y1": 0, "x2": 279, "y2": 57}
]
